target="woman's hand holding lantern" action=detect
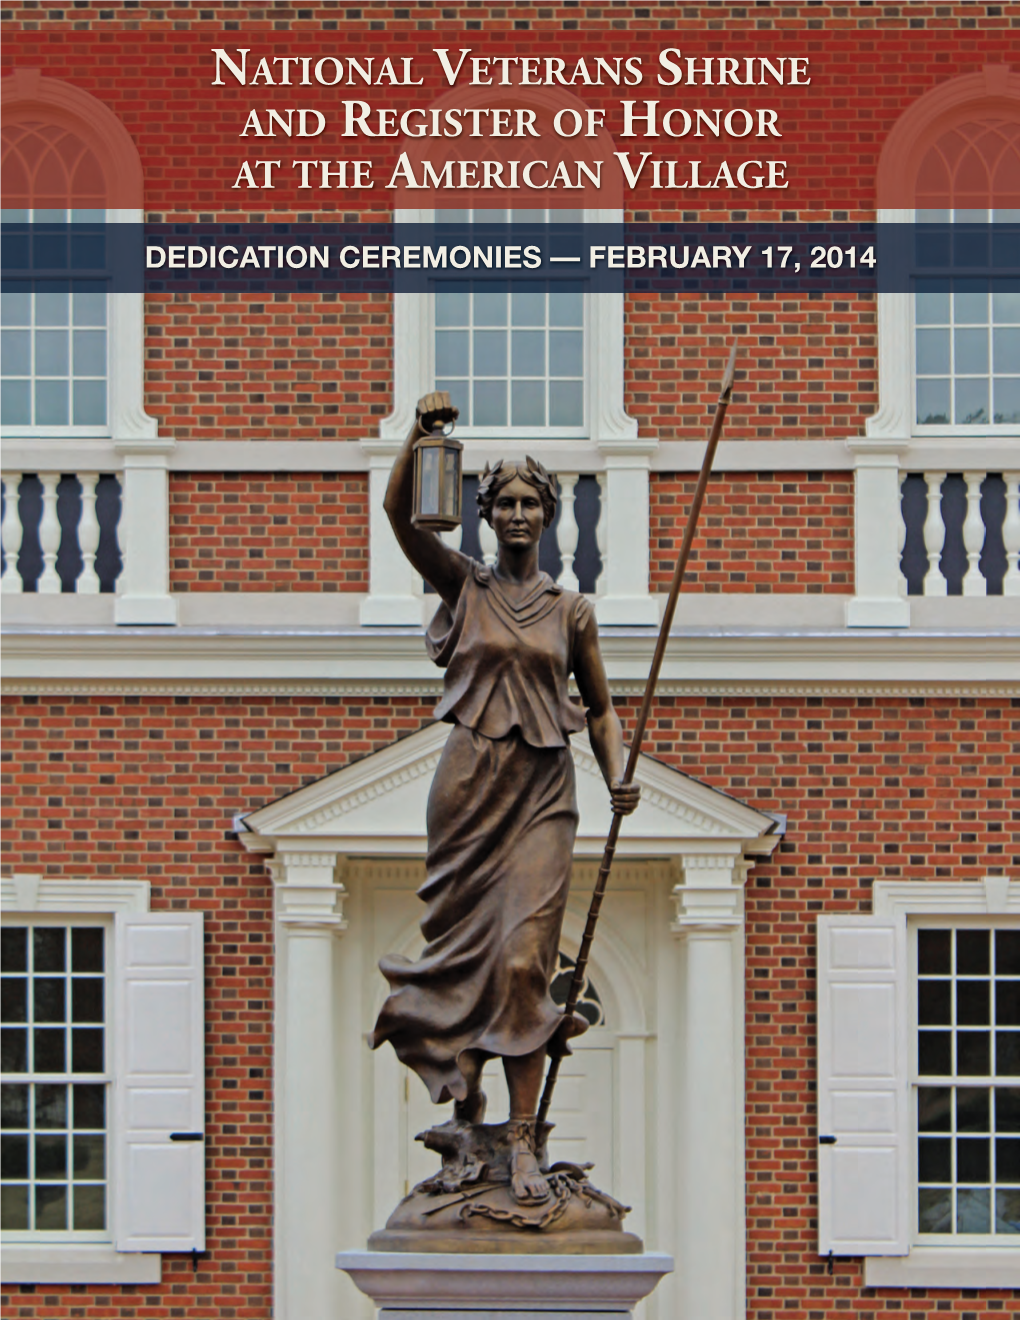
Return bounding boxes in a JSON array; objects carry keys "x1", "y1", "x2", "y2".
[{"x1": 415, "y1": 391, "x2": 459, "y2": 436}]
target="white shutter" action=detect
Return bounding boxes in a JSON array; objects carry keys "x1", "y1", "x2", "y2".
[
  {"x1": 113, "y1": 912, "x2": 205, "y2": 1252},
  {"x1": 817, "y1": 914, "x2": 908, "y2": 1256}
]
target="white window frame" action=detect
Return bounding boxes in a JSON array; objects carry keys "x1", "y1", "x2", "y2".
[
  {"x1": 910, "y1": 208, "x2": 1020, "y2": 438},
  {"x1": 2, "y1": 208, "x2": 110, "y2": 439},
  {"x1": 841, "y1": 877, "x2": 1020, "y2": 1289},
  {"x1": 429, "y1": 208, "x2": 588, "y2": 440},
  {"x1": 1, "y1": 912, "x2": 111, "y2": 1244},
  {"x1": 1, "y1": 210, "x2": 154, "y2": 449},
  {"x1": 382, "y1": 206, "x2": 637, "y2": 454},
  {"x1": 0, "y1": 874, "x2": 204, "y2": 1286}
]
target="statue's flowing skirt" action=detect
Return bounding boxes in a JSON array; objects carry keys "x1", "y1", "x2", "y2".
[{"x1": 370, "y1": 723, "x2": 579, "y2": 1104}]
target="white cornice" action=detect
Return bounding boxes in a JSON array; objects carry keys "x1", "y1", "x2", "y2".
[
  {"x1": 18, "y1": 437, "x2": 1016, "y2": 474},
  {"x1": 240, "y1": 722, "x2": 778, "y2": 859},
  {"x1": 0, "y1": 875, "x2": 150, "y2": 914},
  {"x1": 1, "y1": 626, "x2": 1017, "y2": 694}
]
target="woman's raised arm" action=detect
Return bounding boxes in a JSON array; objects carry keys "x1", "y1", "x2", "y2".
[{"x1": 384, "y1": 391, "x2": 472, "y2": 610}]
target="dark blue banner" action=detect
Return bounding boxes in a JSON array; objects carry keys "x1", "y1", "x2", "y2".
[{"x1": 2, "y1": 222, "x2": 1018, "y2": 295}]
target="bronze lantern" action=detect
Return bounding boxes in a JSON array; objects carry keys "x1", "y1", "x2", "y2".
[{"x1": 411, "y1": 423, "x2": 463, "y2": 532}]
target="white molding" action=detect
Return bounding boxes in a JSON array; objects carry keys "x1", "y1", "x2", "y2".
[
  {"x1": 0, "y1": 874, "x2": 150, "y2": 913},
  {"x1": 872, "y1": 876, "x2": 1020, "y2": 918},
  {"x1": 240, "y1": 722, "x2": 778, "y2": 862},
  {"x1": 6, "y1": 590, "x2": 1019, "y2": 634},
  {"x1": 864, "y1": 1248, "x2": 1020, "y2": 1289},
  {"x1": 7, "y1": 437, "x2": 1014, "y2": 475},
  {"x1": 6, "y1": 678, "x2": 1017, "y2": 699},
  {"x1": 337, "y1": 1250, "x2": 674, "y2": 1311},
  {"x1": 3, "y1": 625, "x2": 1017, "y2": 692},
  {"x1": 0, "y1": 1244, "x2": 161, "y2": 1285}
]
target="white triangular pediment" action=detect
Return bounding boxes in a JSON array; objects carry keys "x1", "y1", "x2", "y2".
[{"x1": 241, "y1": 722, "x2": 778, "y2": 858}]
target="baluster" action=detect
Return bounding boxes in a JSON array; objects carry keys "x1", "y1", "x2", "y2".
[
  {"x1": 77, "y1": 472, "x2": 101, "y2": 593},
  {"x1": 594, "y1": 471, "x2": 607, "y2": 596},
  {"x1": 1, "y1": 472, "x2": 24, "y2": 594},
  {"x1": 922, "y1": 471, "x2": 947, "y2": 596},
  {"x1": 37, "y1": 472, "x2": 62, "y2": 594},
  {"x1": 439, "y1": 523, "x2": 463, "y2": 552},
  {"x1": 113, "y1": 473, "x2": 125, "y2": 594},
  {"x1": 897, "y1": 472, "x2": 907, "y2": 598},
  {"x1": 1003, "y1": 473, "x2": 1020, "y2": 597},
  {"x1": 555, "y1": 472, "x2": 579, "y2": 591},
  {"x1": 961, "y1": 470, "x2": 987, "y2": 596},
  {"x1": 479, "y1": 514, "x2": 497, "y2": 566}
]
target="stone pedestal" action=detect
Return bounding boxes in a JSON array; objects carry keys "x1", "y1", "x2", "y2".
[{"x1": 336, "y1": 1251, "x2": 673, "y2": 1317}]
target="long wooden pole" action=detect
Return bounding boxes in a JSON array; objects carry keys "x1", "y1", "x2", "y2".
[{"x1": 537, "y1": 342, "x2": 739, "y2": 1128}]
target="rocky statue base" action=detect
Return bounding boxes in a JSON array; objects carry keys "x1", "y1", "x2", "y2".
[{"x1": 369, "y1": 1117, "x2": 643, "y2": 1254}]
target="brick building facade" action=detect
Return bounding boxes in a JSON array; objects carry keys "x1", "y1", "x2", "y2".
[{"x1": 1, "y1": 4, "x2": 1018, "y2": 1320}]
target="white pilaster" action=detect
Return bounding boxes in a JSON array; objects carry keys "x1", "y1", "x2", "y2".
[
  {"x1": 671, "y1": 849, "x2": 747, "y2": 1320},
  {"x1": 846, "y1": 440, "x2": 911, "y2": 627},
  {"x1": 273, "y1": 850, "x2": 347, "y2": 1320},
  {"x1": 114, "y1": 440, "x2": 177, "y2": 625},
  {"x1": 359, "y1": 440, "x2": 422, "y2": 625},
  {"x1": 594, "y1": 444, "x2": 659, "y2": 626}
]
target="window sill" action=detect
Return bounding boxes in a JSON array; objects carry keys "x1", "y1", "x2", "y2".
[
  {"x1": 864, "y1": 1247, "x2": 1020, "y2": 1289},
  {"x1": 0, "y1": 1243, "x2": 161, "y2": 1285}
]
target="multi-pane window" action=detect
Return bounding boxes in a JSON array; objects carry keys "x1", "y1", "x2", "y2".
[
  {"x1": 914, "y1": 209, "x2": 1020, "y2": 428},
  {"x1": 433, "y1": 209, "x2": 586, "y2": 433},
  {"x1": 0, "y1": 209, "x2": 108, "y2": 430},
  {"x1": 916, "y1": 926, "x2": 1020, "y2": 1236},
  {"x1": 1, "y1": 924, "x2": 108, "y2": 1233}
]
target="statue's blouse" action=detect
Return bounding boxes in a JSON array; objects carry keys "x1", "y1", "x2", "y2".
[{"x1": 426, "y1": 558, "x2": 592, "y2": 749}]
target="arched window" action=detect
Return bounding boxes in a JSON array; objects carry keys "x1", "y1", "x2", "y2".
[
  {"x1": 0, "y1": 70, "x2": 148, "y2": 440},
  {"x1": 872, "y1": 65, "x2": 1020, "y2": 439}
]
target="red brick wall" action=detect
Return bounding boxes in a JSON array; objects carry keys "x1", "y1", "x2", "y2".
[
  {"x1": 650, "y1": 471, "x2": 854, "y2": 592},
  {"x1": 629, "y1": 296, "x2": 877, "y2": 443},
  {"x1": 0, "y1": 694, "x2": 436, "y2": 1320},
  {"x1": 145, "y1": 293, "x2": 391, "y2": 443},
  {"x1": 169, "y1": 472, "x2": 369, "y2": 591},
  {"x1": 2, "y1": 693, "x2": 1017, "y2": 1319}
]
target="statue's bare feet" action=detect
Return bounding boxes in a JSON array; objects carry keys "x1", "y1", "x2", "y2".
[
  {"x1": 508, "y1": 1122, "x2": 551, "y2": 1204},
  {"x1": 454, "y1": 1088, "x2": 487, "y2": 1125}
]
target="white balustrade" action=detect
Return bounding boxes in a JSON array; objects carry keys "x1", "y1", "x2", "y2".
[
  {"x1": 1004, "y1": 473, "x2": 1020, "y2": 597},
  {"x1": 0, "y1": 471, "x2": 120, "y2": 595},
  {"x1": 905, "y1": 468, "x2": 1017, "y2": 598}
]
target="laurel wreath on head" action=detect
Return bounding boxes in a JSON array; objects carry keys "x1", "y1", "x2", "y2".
[{"x1": 476, "y1": 456, "x2": 558, "y2": 528}]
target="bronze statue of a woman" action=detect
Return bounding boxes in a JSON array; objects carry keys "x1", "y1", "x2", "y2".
[{"x1": 370, "y1": 391, "x2": 639, "y2": 1216}]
